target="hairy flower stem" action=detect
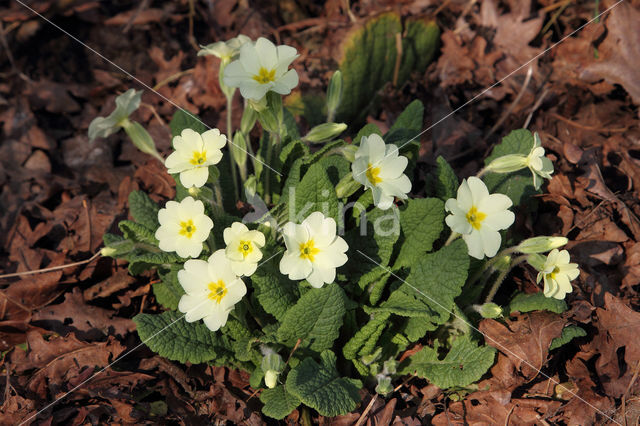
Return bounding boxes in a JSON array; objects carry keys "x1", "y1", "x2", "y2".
[
  {"x1": 468, "y1": 246, "x2": 519, "y2": 286},
  {"x1": 212, "y1": 182, "x2": 224, "y2": 213},
  {"x1": 444, "y1": 231, "x2": 460, "y2": 246},
  {"x1": 227, "y1": 95, "x2": 240, "y2": 199},
  {"x1": 484, "y1": 255, "x2": 528, "y2": 303},
  {"x1": 264, "y1": 131, "x2": 281, "y2": 205}
]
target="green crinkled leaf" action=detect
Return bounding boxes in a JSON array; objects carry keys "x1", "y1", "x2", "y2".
[
  {"x1": 286, "y1": 350, "x2": 362, "y2": 417},
  {"x1": 484, "y1": 129, "x2": 538, "y2": 205},
  {"x1": 260, "y1": 385, "x2": 301, "y2": 420},
  {"x1": 549, "y1": 325, "x2": 587, "y2": 351},
  {"x1": 389, "y1": 99, "x2": 424, "y2": 134},
  {"x1": 337, "y1": 13, "x2": 438, "y2": 123},
  {"x1": 318, "y1": 155, "x2": 351, "y2": 186},
  {"x1": 397, "y1": 18, "x2": 440, "y2": 83},
  {"x1": 434, "y1": 156, "x2": 459, "y2": 201},
  {"x1": 403, "y1": 316, "x2": 431, "y2": 342},
  {"x1": 134, "y1": 311, "x2": 230, "y2": 364},
  {"x1": 126, "y1": 249, "x2": 182, "y2": 275},
  {"x1": 169, "y1": 109, "x2": 208, "y2": 137},
  {"x1": 343, "y1": 312, "x2": 390, "y2": 360},
  {"x1": 153, "y1": 267, "x2": 185, "y2": 310},
  {"x1": 401, "y1": 336, "x2": 496, "y2": 388},
  {"x1": 291, "y1": 162, "x2": 340, "y2": 223},
  {"x1": 376, "y1": 240, "x2": 469, "y2": 329},
  {"x1": 508, "y1": 292, "x2": 567, "y2": 314},
  {"x1": 128, "y1": 190, "x2": 159, "y2": 230},
  {"x1": 277, "y1": 284, "x2": 346, "y2": 351},
  {"x1": 118, "y1": 220, "x2": 157, "y2": 245},
  {"x1": 251, "y1": 252, "x2": 300, "y2": 321},
  {"x1": 393, "y1": 198, "x2": 445, "y2": 269},
  {"x1": 346, "y1": 207, "x2": 400, "y2": 292}
]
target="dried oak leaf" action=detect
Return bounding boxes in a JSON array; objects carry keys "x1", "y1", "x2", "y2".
[
  {"x1": 553, "y1": 1, "x2": 640, "y2": 107},
  {"x1": 9, "y1": 330, "x2": 124, "y2": 398},
  {"x1": 32, "y1": 287, "x2": 135, "y2": 338},
  {"x1": 479, "y1": 311, "x2": 566, "y2": 380},
  {"x1": 590, "y1": 293, "x2": 640, "y2": 397}
]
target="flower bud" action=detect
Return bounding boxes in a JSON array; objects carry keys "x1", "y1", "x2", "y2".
[
  {"x1": 326, "y1": 70, "x2": 343, "y2": 121},
  {"x1": 121, "y1": 119, "x2": 163, "y2": 162},
  {"x1": 100, "y1": 247, "x2": 117, "y2": 257},
  {"x1": 341, "y1": 144, "x2": 358, "y2": 163},
  {"x1": 375, "y1": 376, "x2": 393, "y2": 395},
  {"x1": 517, "y1": 236, "x2": 568, "y2": 254},
  {"x1": 188, "y1": 186, "x2": 201, "y2": 197},
  {"x1": 264, "y1": 370, "x2": 279, "y2": 389},
  {"x1": 526, "y1": 253, "x2": 546, "y2": 271},
  {"x1": 303, "y1": 123, "x2": 347, "y2": 143},
  {"x1": 335, "y1": 173, "x2": 361, "y2": 198},
  {"x1": 261, "y1": 352, "x2": 284, "y2": 388},
  {"x1": 100, "y1": 239, "x2": 135, "y2": 258},
  {"x1": 477, "y1": 302, "x2": 503, "y2": 319},
  {"x1": 230, "y1": 132, "x2": 248, "y2": 168},
  {"x1": 240, "y1": 105, "x2": 258, "y2": 135},
  {"x1": 485, "y1": 154, "x2": 528, "y2": 174}
]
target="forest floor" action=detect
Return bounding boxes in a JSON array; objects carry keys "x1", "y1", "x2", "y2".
[{"x1": 1, "y1": 0, "x2": 640, "y2": 424}]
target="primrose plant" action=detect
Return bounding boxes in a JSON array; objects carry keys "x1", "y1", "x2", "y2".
[{"x1": 94, "y1": 35, "x2": 582, "y2": 419}]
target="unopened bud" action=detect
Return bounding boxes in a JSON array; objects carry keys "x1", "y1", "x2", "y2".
[
  {"x1": 230, "y1": 132, "x2": 248, "y2": 168},
  {"x1": 477, "y1": 302, "x2": 503, "y2": 319},
  {"x1": 100, "y1": 247, "x2": 117, "y2": 257},
  {"x1": 326, "y1": 71, "x2": 343, "y2": 121},
  {"x1": 188, "y1": 186, "x2": 201, "y2": 197},
  {"x1": 335, "y1": 173, "x2": 361, "y2": 198},
  {"x1": 527, "y1": 253, "x2": 547, "y2": 271},
  {"x1": 341, "y1": 144, "x2": 358, "y2": 163},
  {"x1": 264, "y1": 370, "x2": 279, "y2": 389},
  {"x1": 517, "y1": 236, "x2": 568, "y2": 254},
  {"x1": 122, "y1": 120, "x2": 163, "y2": 162},
  {"x1": 303, "y1": 123, "x2": 347, "y2": 143},
  {"x1": 485, "y1": 154, "x2": 528, "y2": 174}
]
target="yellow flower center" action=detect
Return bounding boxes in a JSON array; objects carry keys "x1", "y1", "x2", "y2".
[
  {"x1": 179, "y1": 219, "x2": 196, "y2": 238},
  {"x1": 252, "y1": 67, "x2": 276, "y2": 84},
  {"x1": 238, "y1": 240, "x2": 253, "y2": 258},
  {"x1": 548, "y1": 266, "x2": 560, "y2": 280},
  {"x1": 465, "y1": 206, "x2": 487, "y2": 230},
  {"x1": 207, "y1": 280, "x2": 227, "y2": 304},
  {"x1": 299, "y1": 240, "x2": 320, "y2": 262},
  {"x1": 366, "y1": 163, "x2": 382, "y2": 186},
  {"x1": 190, "y1": 150, "x2": 207, "y2": 166}
]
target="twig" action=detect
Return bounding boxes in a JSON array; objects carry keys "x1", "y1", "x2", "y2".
[
  {"x1": 152, "y1": 68, "x2": 194, "y2": 91},
  {"x1": 486, "y1": 66, "x2": 533, "y2": 139},
  {"x1": 549, "y1": 112, "x2": 627, "y2": 133},
  {"x1": 505, "y1": 405, "x2": 515, "y2": 426},
  {"x1": 523, "y1": 87, "x2": 548, "y2": 129},
  {"x1": 355, "y1": 395, "x2": 378, "y2": 426},
  {"x1": 285, "y1": 339, "x2": 302, "y2": 365},
  {"x1": 122, "y1": 0, "x2": 150, "y2": 33},
  {"x1": 621, "y1": 360, "x2": 640, "y2": 426},
  {"x1": 0, "y1": 251, "x2": 101, "y2": 280}
]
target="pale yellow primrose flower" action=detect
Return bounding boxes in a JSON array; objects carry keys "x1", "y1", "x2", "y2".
[
  {"x1": 165, "y1": 128, "x2": 226, "y2": 189},
  {"x1": 279, "y1": 212, "x2": 348, "y2": 288},
  {"x1": 223, "y1": 222, "x2": 266, "y2": 277},
  {"x1": 155, "y1": 196, "x2": 213, "y2": 258},
  {"x1": 198, "y1": 35, "x2": 252, "y2": 63},
  {"x1": 223, "y1": 37, "x2": 299, "y2": 101},
  {"x1": 537, "y1": 249, "x2": 579, "y2": 300},
  {"x1": 177, "y1": 249, "x2": 246, "y2": 331},
  {"x1": 527, "y1": 132, "x2": 554, "y2": 190},
  {"x1": 445, "y1": 177, "x2": 515, "y2": 259},
  {"x1": 351, "y1": 133, "x2": 412, "y2": 210}
]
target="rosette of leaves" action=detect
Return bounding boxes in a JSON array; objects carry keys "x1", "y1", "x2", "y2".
[{"x1": 102, "y1": 97, "x2": 569, "y2": 420}]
